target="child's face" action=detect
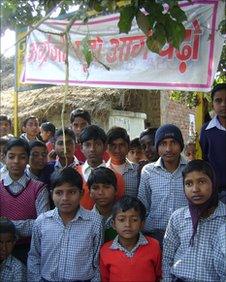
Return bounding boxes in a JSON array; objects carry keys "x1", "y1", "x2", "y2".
[
  {"x1": 82, "y1": 139, "x2": 105, "y2": 165},
  {"x1": 55, "y1": 135, "x2": 75, "y2": 159},
  {"x1": 158, "y1": 138, "x2": 181, "y2": 165},
  {"x1": 0, "y1": 121, "x2": 11, "y2": 137},
  {"x1": 113, "y1": 208, "x2": 144, "y2": 240},
  {"x1": 5, "y1": 146, "x2": 28, "y2": 180},
  {"x1": 40, "y1": 128, "x2": 52, "y2": 142},
  {"x1": 52, "y1": 182, "x2": 82, "y2": 218},
  {"x1": 184, "y1": 171, "x2": 213, "y2": 205},
  {"x1": 108, "y1": 138, "x2": 129, "y2": 163},
  {"x1": 29, "y1": 146, "x2": 48, "y2": 171},
  {"x1": 23, "y1": 118, "x2": 40, "y2": 138},
  {"x1": 185, "y1": 144, "x2": 196, "y2": 162},
  {"x1": 0, "y1": 232, "x2": 15, "y2": 261},
  {"x1": 90, "y1": 183, "x2": 116, "y2": 208},
  {"x1": 71, "y1": 117, "x2": 89, "y2": 138},
  {"x1": 212, "y1": 89, "x2": 226, "y2": 119},
  {"x1": 127, "y1": 148, "x2": 145, "y2": 164},
  {"x1": 140, "y1": 135, "x2": 158, "y2": 161}
]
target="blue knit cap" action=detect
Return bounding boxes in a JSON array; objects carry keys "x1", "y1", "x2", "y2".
[{"x1": 155, "y1": 124, "x2": 184, "y2": 150}]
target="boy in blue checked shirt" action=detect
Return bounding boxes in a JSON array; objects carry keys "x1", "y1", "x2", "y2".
[
  {"x1": 27, "y1": 167, "x2": 103, "y2": 282},
  {"x1": 0, "y1": 217, "x2": 26, "y2": 282}
]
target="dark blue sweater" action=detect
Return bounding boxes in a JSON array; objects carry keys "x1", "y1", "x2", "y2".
[{"x1": 200, "y1": 122, "x2": 226, "y2": 191}]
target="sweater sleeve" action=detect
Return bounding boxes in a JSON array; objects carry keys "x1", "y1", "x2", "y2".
[
  {"x1": 199, "y1": 124, "x2": 209, "y2": 161},
  {"x1": 100, "y1": 246, "x2": 110, "y2": 282},
  {"x1": 153, "y1": 239, "x2": 162, "y2": 282}
]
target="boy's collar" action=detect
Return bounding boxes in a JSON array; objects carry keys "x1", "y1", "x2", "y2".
[{"x1": 3, "y1": 171, "x2": 29, "y2": 187}]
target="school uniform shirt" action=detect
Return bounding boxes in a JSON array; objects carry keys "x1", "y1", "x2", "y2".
[
  {"x1": 213, "y1": 224, "x2": 226, "y2": 282},
  {"x1": 100, "y1": 233, "x2": 162, "y2": 282},
  {"x1": 0, "y1": 255, "x2": 26, "y2": 282},
  {"x1": 27, "y1": 207, "x2": 103, "y2": 282},
  {"x1": 163, "y1": 202, "x2": 226, "y2": 282},
  {"x1": 138, "y1": 156, "x2": 187, "y2": 232},
  {"x1": 0, "y1": 172, "x2": 49, "y2": 237},
  {"x1": 106, "y1": 158, "x2": 139, "y2": 198},
  {"x1": 53, "y1": 156, "x2": 80, "y2": 171}
]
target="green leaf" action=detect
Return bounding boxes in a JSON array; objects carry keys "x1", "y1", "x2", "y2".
[
  {"x1": 118, "y1": 6, "x2": 136, "y2": 34},
  {"x1": 136, "y1": 11, "x2": 154, "y2": 35},
  {"x1": 165, "y1": 17, "x2": 185, "y2": 49},
  {"x1": 81, "y1": 36, "x2": 93, "y2": 67},
  {"x1": 170, "y1": 5, "x2": 187, "y2": 22},
  {"x1": 146, "y1": 24, "x2": 166, "y2": 54}
]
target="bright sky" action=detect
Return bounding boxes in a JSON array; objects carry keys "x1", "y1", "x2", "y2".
[{"x1": 1, "y1": 29, "x2": 16, "y2": 57}]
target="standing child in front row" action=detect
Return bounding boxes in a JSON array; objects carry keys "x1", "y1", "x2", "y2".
[
  {"x1": 100, "y1": 196, "x2": 162, "y2": 282},
  {"x1": 163, "y1": 159, "x2": 226, "y2": 282},
  {"x1": 27, "y1": 167, "x2": 103, "y2": 282},
  {"x1": 0, "y1": 217, "x2": 26, "y2": 282}
]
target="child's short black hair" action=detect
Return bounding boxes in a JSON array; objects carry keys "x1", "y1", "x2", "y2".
[
  {"x1": 29, "y1": 140, "x2": 47, "y2": 150},
  {"x1": 0, "y1": 217, "x2": 17, "y2": 240},
  {"x1": 4, "y1": 137, "x2": 30, "y2": 156},
  {"x1": 79, "y1": 125, "x2": 106, "y2": 144},
  {"x1": 70, "y1": 108, "x2": 91, "y2": 124},
  {"x1": 112, "y1": 196, "x2": 146, "y2": 221},
  {"x1": 22, "y1": 116, "x2": 39, "y2": 127},
  {"x1": 139, "y1": 127, "x2": 157, "y2": 141},
  {"x1": 51, "y1": 167, "x2": 83, "y2": 192},
  {"x1": 55, "y1": 127, "x2": 76, "y2": 142},
  {"x1": 0, "y1": 136, "x2": 10, "y2": 147},
  {"x1": 0, "y1": 115, "x2": 12, "y2": 127},
  {"x1": 129, "y1": 138, "x2": 142, "y2": 150},
  {"x1": 41, "y1": 122, "x2": 56, "y2": 134},
  {"x1": 211, "y1": 83, "x2": 226, "y2": 101},
  {"x1": 107, "y1": 127, "x2": 130, "y2": 145},
  {"x1": 87, "y1": 167, "x2": 117, "y2": 190}
]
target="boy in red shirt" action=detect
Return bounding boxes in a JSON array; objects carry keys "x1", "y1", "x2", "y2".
[{"x1": 100, "y1": 196, "x2": 162, "y2": 282}]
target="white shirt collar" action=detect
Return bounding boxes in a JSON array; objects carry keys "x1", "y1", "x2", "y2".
[
  {"x1": 206, "y1": 116, "x2": 226, "y2": 131},
  {"x1": 82, "y1": 160, "x2": 106, "y2": 182}
]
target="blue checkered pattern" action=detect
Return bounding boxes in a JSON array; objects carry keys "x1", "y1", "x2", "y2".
[
  {"x1": 138, "y1": 157, "x2": 187, "y2": 232},
  {"x1": 27, "y1": 207, "x2": 103, "y2": 282},
  {"x1": 163, "y1": 202, "x2": 226, "y2": 281},
  {"x1": 0, "y1": 255, "x2": 26, "y2": 282}
]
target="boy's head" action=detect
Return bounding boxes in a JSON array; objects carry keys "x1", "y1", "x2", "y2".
[
  {"x1": 22, "y1": 116, "x2": 40, "y2": 139},
  {"x1": 29, "y1": 140, "x2": 48, "y2": 172},
  {"x1": 54, "y1": 127, "x2": 76, "y2": 160},
  {"x1": 155, "y1": 124, "x2": 184, "y2": 165},
  {"x1": 0, "y1": 217, "x2": 17, "y2": 262},
  {"x1": 0, "y1": 136, "x2": 9, "y2": 163},
  {"x1": 112, "y1": 196, "x2": 146, "y2": 240},
  {"x1": 140, "y1": 128, "x2": 158, "y2": 162},
  {"x1": 211, "y1": 83, "x2": 226, "y2": 121},
  {"x1": 70, "y1": 108, "x2": 91, "y2": 139},
  {"x1": 184, "y1": 142, "x2": 196, "y2": 162},
  {"x1": 88, "y1": 167, "x2": 117, "y2": 209},
  {"x1": 0, "y1": 115, "x2": 12, "y2": 137},
  {"x1": 127, "y1": 138, "x2": 145, "y2": 164},
  {"x1": 51, "y1": 167, "x2": 83, "y2": 217},
  {"x1": 106, "y1": 127, "x2": 130, "y2": 164},
  {"x1": 40, "y1": 122, "x2": 56, "y2": 142},
  {"x1": 4, "y1": 138, "x2": 30, "y2": 180},
  {"x1": 80, "y1": 125, "x2": 107, "y2": 167}
]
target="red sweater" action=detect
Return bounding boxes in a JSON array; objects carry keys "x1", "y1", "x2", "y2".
[{"x1": 100, "y1": 236, "x2": 162, "y2": 282}]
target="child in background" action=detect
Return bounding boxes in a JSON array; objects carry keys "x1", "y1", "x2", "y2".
[
  {"x1": 100, "y1": 196, "x2": 162, "y2": 282},
  {"x1": 0, "y1": 136, "x2": 9, "y2": 170},
  {"x1": 184, "y1": 141, "x2": 196, "y2": 162},
  {"x1": 28, "y1": 167, "x2": 103, "y2": 282},
  {"x1": 20, "y1": 116, "x2": 40, "y2": 142},
  {"x1": 40, "y1": 122, "x2": 55, "y2": 154},
  {"x1": 200, "y1": 83, "x2": 226, "y2": 203},
  {"x1": 77, "y1": 125, "x2": 124, "y2": 210},
  {"x1": 139, "y1": 128, "x2": 158, "y2": 163},
  {"x1": 0, "y1": 217, "x2": 26, "y2": 282},
  {"x1": 163, "y1": 160, "x2": 226, "y2": 281},
  {"x1": 127, "y1": 137, "x2": 145, "y2": 164},
  {"x1": 0, "y1": 138, "x2": 49, "y2": 263},
  {"x1": 88, "y1": 167, "x2": 118, "y2": 241},
  {"x1": 0, "y1": 115, "x2": 13, "y2": 138}
]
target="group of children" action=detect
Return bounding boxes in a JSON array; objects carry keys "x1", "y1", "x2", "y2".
[{"x1": 0, "y1": 83, "x2": 225, "y2": 281}]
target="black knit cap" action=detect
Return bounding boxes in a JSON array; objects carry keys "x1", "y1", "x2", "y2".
[{"x1": 155, "y1": 124, "x2": 184, "y2": 150}]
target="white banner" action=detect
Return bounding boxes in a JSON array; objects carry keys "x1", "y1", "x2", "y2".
[{"x1": 23, "y1": 0, "x2": 225, "y2": 92}]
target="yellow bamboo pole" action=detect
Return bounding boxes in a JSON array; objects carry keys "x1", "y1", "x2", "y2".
[{"x1": 195, "y1": 92, "x2": 204, "y2": 159}]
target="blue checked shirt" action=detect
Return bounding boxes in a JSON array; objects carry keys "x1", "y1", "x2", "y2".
[
  {"x1": 138, "y1": 156, "x2": 187, "y2": 232},
  {"x1": 107, "y1": 159, "x2": 139, "y2": 197},
  {"x1": 213, "y1": 223, "x2": 226, "y2": 281},
  {"x1": 110, "y1": 232, "x2": 148, "y2": 258},
  {"x1": 0, "y1": 255, "x2": 27, "y2": 282},
  {"x1": 163, "y1": 202, "x2": 226, "y2": 281},
  {"x1": 2, "y1": 172, "x2": 50, "y2": 237},
  {"x1": 27, "y1": 207, "x2": 103, "y2": 282}
]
